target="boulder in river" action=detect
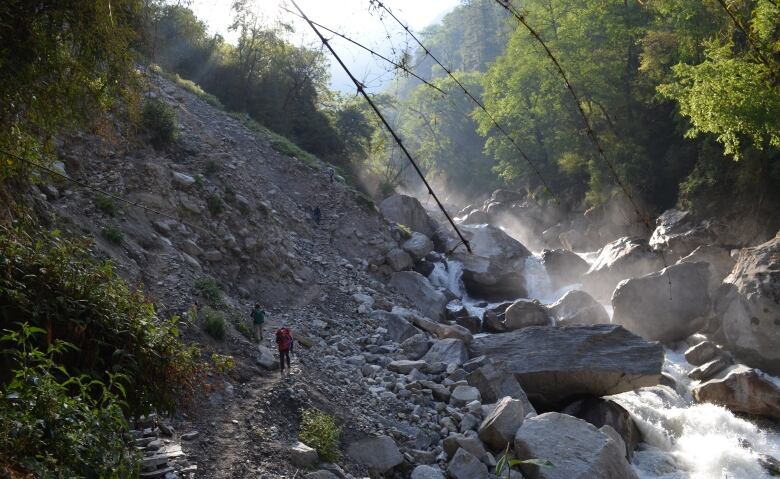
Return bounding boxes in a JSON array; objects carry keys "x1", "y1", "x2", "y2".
[
  {"x1": 548, "y1": 290, "x2": 610, "y2": 326},
  {"x1": 389, "y1": 271, "x2": 447, "y2": 321},
  {"x1": 500, "y1": 299, "x2": 551, "y2": 331},
  {"x1": 470, "y1": 325, "x2": 663, "y2": 407},
  {"x1": 541, "y1": 249, "x2": 590, "y2": 288},
  {"x1": 403, "y1": 232, "x2": 434, "y2": 260},
  {"x1": 561, "y1": 397, "x2": 640, "y2": 460},
  {"x1": 583, "y1": 236, "x2": 664, "y2": 299},
  {"x1": 692, "y1": 366, "x2": 780, "y2": 420},
  {"x1": 379, "y1": 194, "x2": 437, "y2": 237},
  {"x1": 453, "y1": 224, "x2": 531, "y2": 300},
  {"x1": 677, "y1": 245, "x2": 735, "y2": 292},
  {"x1": 612, "y1": 262, "x2": 711, "y2": 342},
  {"x1": 467, "y1": 363, "x2": 536, "y2": 416},
  {"x1": 714, "y1": 233, "x2": 780, "y2": 375},
  {"x1": 422, "y1": 338, "x2": 469, "y2": 367},
  {"x1": 649, "y1": 209, "x2": 717, "y2": 260},
  {"x1": 514, "y1": 412, "x2": 638, "y2": 479},
  {"x1": 478, "y1": 396, "x2": 525, "y2": 451}
]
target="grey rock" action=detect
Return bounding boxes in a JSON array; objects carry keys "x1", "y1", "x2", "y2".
[
  {"x1": 403, "y1": 232, "x2": 434, "y2": 260},
  {"x1": 371, "y1": 311, "x2": 419, "y2": 343},
  {"x1": 386, "y1": 248, "x2": 414, "y2": 271},
  {"x1": 478, "y1": 396, "x2": 525, "y2": 451},
  {"x1": 380, "y1": 194, "x2": 438, "y2": 237},
  {"x1": 687, "y1": 356, "x2": 732, "y2": 381},
  {"x1": 304, "y1": 471, "x2": 339, "y2": 479},
  {"x1": 389, "y1": 272, "x2": 447, "y2": 321},
  {"x1": 388, "y1": 360, "x2": 427, "y2": 374},
  {"x1": 172, "y1": 171, "x2": 196, "y2": 188},
  {"x1": 450, "y1": 385, "x2": 481, "y2": 406},
  {"x1": 684, "y1": 340, "x2": 727, "y2": 366},
  {"x1": 422, "y1": 338, "x2": 469, "y2": 368},
  {"x1": 514, "y1": 413, "x2": 638, "y2": 479},
  {"x1": 503, "y1": 299, "x2": 551, "y2": 331},
  {"x1": 410, "y1": 465, "x2": 444, "y2": 479},
  {"x1": 447, "y1": 448, "x2": 489, "y2": 479},
  {"x1": 346, "y1": 435, "x2": 403, "y2": 474},
  {"x1": 548, "y1": 290, "x2": 610, "y2": 326},
  {"x1": 541, "y1": 249, "x2": 590, "y2": 288},
  {"x1": 693, "y1": 366, "x2": 780, "y2": 420},
  {"x1": 583, "y1": 236, "x2": 664, "y2": 300},
  {"x1": 560, "y1": 397, "x2": 640, "y2": 460},
  {"x1": 470, "y1": 325, "x2": 663, "y2": 407},
  {"x1": 290, "y1": 442, "x2": 319, "y2": 468},
  {"x1": 400, "y1": 334, "x2": 432, "y2": 360},
  {"x1": 650, "y1": 209, "x2": 716, "y2": 260}
]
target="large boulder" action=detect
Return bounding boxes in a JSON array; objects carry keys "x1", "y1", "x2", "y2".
[
  {"x1": 692, "y1": 366, "x2": 780, "y2": 420},
  {"x1": 422, "y1": 338, "x2": 469, "y2": 367},
  {"x1": 389, "y1": 271, "x2": 447, "y2": 321},
  {"x1": 470, "y1": 325, "x2": 663, "y2": 407},
  {"x1": 346, "y1": 435, "x2": 403, "y2": 474},
  {"x1": 380, "y1": 194, "x2": 437, "y2": 237},
  {"x1": 560, "y1": 397, "x2": 640, "y2": 460},
  {"x1": 478, "y1": 396, "x2": 525, "y2": 451},
  {"x1": 502, "y1": 299, "x2": 551, "y2": 331},
  {"x1": 612, "y1": 262, "x2": 711, "y2": 342},
  {"x1": 548, "y1": 290, "x2": 610, "y2": 326},
  {"x1": 403, "y1": 232, "x2": 434, "y2": 260},
  {"x1": 447, "y1": 448, "x2": 489, "y2": 479},
  {"x1": 405, "y1": 313, "x2": 473, "y2": 344},
  {"x1": 583, "y1": 236, "x2": 664, "y2": 299},
  {"x1": 677, "y1": 245, "x2": 736, "y2": 292},
  {"x1": 649, "y1": 209, "x2": 717, "y2": 260},
  {"x1": 541, "y1": 249, "x2": 590, "y2": 288},
  {"x1": 386, "y1": 248, "x2": 414, "y2": 271},
  {"x1": 714, "y1": 234, "x2": 780, "y2": 374},
  {"x1": 371, "y1": 311, "x2": 419, "y2": 343},
  {"x1": 453, "y1": 225, "x2": 531, "y2": 300},
  {"x1": 411, "y1": 465, "x2": 444, "y2": 479},
  {"x1": 514, "y1": 413, "x2": 638, "y2": 479}
]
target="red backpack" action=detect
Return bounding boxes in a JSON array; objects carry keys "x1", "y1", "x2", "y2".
[{"x1": 276, "y1": 327, "x2": 293, "y2": 351}]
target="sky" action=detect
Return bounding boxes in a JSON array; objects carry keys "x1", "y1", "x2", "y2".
[{"x1": 189, "y1": 0, "x2": 461, "y2": 92}]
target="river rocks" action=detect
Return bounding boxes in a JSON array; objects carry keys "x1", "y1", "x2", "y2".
[
  {"x1": 478, "y1": 396, "x2": 525, "y2": 451},
  {"x1": 290, "y1": 442, "x2": 319, "y2": 468},
  {"x1": 453, "y1": 225, "x2": 531, "y2": 300},
  {"x1": 401, "y1": 334, "x2": 431, "y2": 360},
  {"x1": 346, "y1": 435, "x2": 403, "y2": 474},
  {"x1": 466, "y1": 363, "x2": 536, "y2": 416},
  {"x1": 403, "y1": 232, "x2": 434, "y2": 260},
  {"x1": 583, "y1": 236, "x2": 664, "y2": 299},
  {"x1": 389, "y1": 272, "x2": 447, "y2": 321},
  {"x1": 406, "y1": 314, "x2": 473, "y2": 344},
  {"x1": 541, "y1": 249, "x2": 590, "y2": 288},
  {"x1": 411, "y1": 465, "x2": 444, "y2": 479},
  {"x1": 422, "y1": 338, "x2": 469, "y2": 367},
  {"x1": 678, "y1": 245, "x2": 735, "y2": 291},
  {"x1": 560, "y1": 397, "x2": 640, "y2": 460},
  {"x1": 380, "y1": 194, "x2": 438, "y2": 237},
  {"x1": 451, "y1": 385, "x2": 481, "y2": 406},
  {"x1": 684, "y1": 340, "x2": 730, "y2": 366},
  {"x1": 388, "y1": 360, "x2": 427, "y2": 374},
  {"x1": 503, "y1": 299, "x2": 551, "y2": 331},
  {"x1": 514, "y1": 413, "x2": 638, "y2": 479},
  {"x1": 371, "y1": 311, "x2": 419, "y2": 343},
  {"x1": 470, "y1": 325, "x2": 663, "y2": 407},
  {"x1": 650, "y1": 209, "x2": 716, "y2": 260},
  {"x1": 560, "y1": 229, "x2": 588, "y2": 252},
  {"x1": 447, "y1": 448, "x2": 489, "y2": 479},
  {"x1": 612, "y1": 262, "x2": 711, "y2": 342},
  {"x1": 386, "y1": 248, "x2": 414, "y2": 271},
  {"x1": 548, "y1": 290, "x2": 610, "y2": 326},
  {"x1": 692, "y1": 366, "x2": 780, "y2": 420},
  {"x1": 715, "y1": 234, "x2": 780, "y2": 374},
  {"x1": 687, "y1": 356, "x2": 732, "y2": 381}
]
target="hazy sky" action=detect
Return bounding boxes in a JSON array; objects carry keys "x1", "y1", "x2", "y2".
[{"x1": 189, "y1": 0, "x2": 460, "y2": 92}]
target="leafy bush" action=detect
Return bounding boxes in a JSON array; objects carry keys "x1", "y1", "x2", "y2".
[
  {"x1": 230, "y1": 316, "x2": 255, "y2": 342},
  {"x1": 201, "y1": 306, "x2": 226, "y2": 341},
  {"x1": 95, "y1": 195, "x2": 118, "y2": 216},
  {"x1": 142, "y1": 98, "x2": 177, "y2": 148},
  {"x1": 101, "y1": 225, "x2": 123, "y2": 244},
  {"x1": 299, "y1": 409, "x2": 341, "y2": 462},
  {"x1": 0, "y1": 324, "x2": 140, "y2": 477},
  {"x1": 194, "y1": 277, "x2": 223, "y2": 308},
  {"x1": 0, "y1": 221, "x2": 204, "y2": 416},
  {"x1": 210, "y1": 353, "x2": 235, "y2": 375},
  {"x1": 207, "y1": 194, "x2": 223, "y2": 215}
]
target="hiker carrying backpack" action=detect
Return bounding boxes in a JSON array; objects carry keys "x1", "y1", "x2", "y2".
[{"x1": 275, "y1": 327, "x2": 293, "y2": 374}]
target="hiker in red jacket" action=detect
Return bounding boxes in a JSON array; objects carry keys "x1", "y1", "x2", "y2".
[{"x1": 275, "y1": 327, "x2": 293, "y2": 374}]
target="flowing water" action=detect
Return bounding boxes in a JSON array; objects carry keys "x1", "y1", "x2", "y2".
[{"x1": 430, "y1": 252, "x2": 780, "y2": 478}]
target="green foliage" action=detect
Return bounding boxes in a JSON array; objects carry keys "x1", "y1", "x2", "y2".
[
  {"x1": 0, "y1": 324, "x2": 140, "y2": 478},
  {"x1": 495, "y1": 444, "x2": 553, "y2": 478},
  {"x1": 0, "y1": 220, "x2": 204, "y2": 417},
  {"x1": 201, "y1": 306, "x2": 227, "y2": 341},
  {"x1": 194, "y1": 277, "x2": 223, "y2": 308},
  {"x1": 0, "y1": 0, "x2": 141, "y2": 181},
  {"x1": 204, "y1": 159, "x2": 220, "y2": 176},
  {"x1": 230, "y1": 316, "x2": 256, "y2": 342},
  {"x1": 101, "y1": 225, "x2": 124, "y2": 244},
  {"x1": 268, "y1": 131, "x2": 320, "y2": 168},
  {"x1": 210, "y1": 353, "x2": 235, "y2": 374},
  {"x1": 142, "y1": 98, "x2": 178, "y2": 148},
  {"x1": 95, "y1": 195, "x2": 118, "y2": 217},
  {"x1": 299, "y1": 409, "x2": 341, "y2": 463},
  {"x1": 207, "y1": 193, "x2": 223, "y2": 215}
]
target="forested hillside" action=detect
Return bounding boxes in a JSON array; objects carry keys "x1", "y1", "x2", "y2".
[{"x1": 385, "y1": 0, "x2": 779, "y2": 220}]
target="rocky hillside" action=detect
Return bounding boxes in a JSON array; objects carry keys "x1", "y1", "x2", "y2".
[{"x1": 24, "y1": 69, "x2": 780, "y2": 479}]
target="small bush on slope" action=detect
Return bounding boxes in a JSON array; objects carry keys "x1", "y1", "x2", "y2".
[
  {"x1": 142, "y1": 98, "x2": 177, "y2": 148},
  {"x1": 299, "y1": 409, "x2": 342, "y2": 462}
]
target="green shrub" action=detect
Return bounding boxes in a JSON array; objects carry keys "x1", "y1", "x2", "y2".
[
  {"x1": 210, "y1": 353, "x2": 235, "y2": 375},
  {"x1": 230, "y1": 316, "x2": 255, "y2": 342},
  {"x1": 202, "y1": 306, "x2": 226, "y2": 341},
  {"x1": 142, "y1": 98, "x2": 177, "y2": 148},
  {"x1": 299, "y1": 409, "x2": 341, "y2": 463},
  {"x1": 95, "y1": 195, "x2": 118, "y2": 217},
  {"x1": 194, "y1": 277, "x2": 223, "y2": 308},
  {"x1": 0, "y1": 221, "x2": 204, "y2": 417},
  {"x1": 0, "y1": 325, "x2": 140, "y2": 477},
  {"x1": 207, "y1": 194, "x2": 223, "y2": 215},
  {"x1": 204, "y1": 159, "x2": 220, "y2": 176},
  {"x1": 101, "y1": 225, "x2": 123, "y2": 244}
]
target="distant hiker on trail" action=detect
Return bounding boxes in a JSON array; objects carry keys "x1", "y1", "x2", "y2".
[
  {"x1": 275, "y1": 327, "x2": 293, "y2": 375},
  {"x1": 312, "y1": 206, "x2": 321, "y2": 225},
  {"x1": 251, "y1": 303, "x2": 265, "y2": 341},
  {"x1": 327, "y1": 166, "x2": 335, "y2": 183}
]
